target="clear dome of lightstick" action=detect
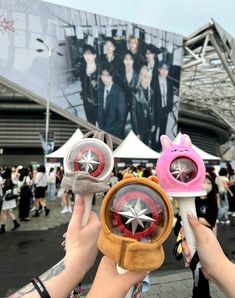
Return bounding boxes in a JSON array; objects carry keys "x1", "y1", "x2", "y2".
[
  {"x1": 170, "y1": 157, "x2": 198, "y2": 183},
  {"x1": 107, "y1": 184, "x2": 168, "y2": 241},
  {"x1": 64, "y1": 138, "x2": 113, "y2": 180}
]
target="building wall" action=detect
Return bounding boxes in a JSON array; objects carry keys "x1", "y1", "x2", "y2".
[
  {"x1": 0, "y1": 97, "x2": 231, "y2": 167},
  {"x1": 0, "y1": 98, "x2": 78, "y2": 166}
]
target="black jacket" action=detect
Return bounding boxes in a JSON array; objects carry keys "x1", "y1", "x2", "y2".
[
  {"x1": 154, "y1": 76, "x2": 174, "y2": 125},
  {"x1": 131, "y1": 86, "x2": 154, "y2": 141},
  {"x1": 98, "y1": 82, "x2": 126, "y2": 138}
]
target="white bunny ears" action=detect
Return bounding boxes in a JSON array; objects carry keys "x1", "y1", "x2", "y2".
[{"x1": 160, "y1": 133, "x2": 192, "y2": 151}]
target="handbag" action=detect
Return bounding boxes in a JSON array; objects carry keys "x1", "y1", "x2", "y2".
[
  {"x1": 4, "y1": 190, "x2": 15, "y2": 201},
  {"x1": 219, "y1": 192, "x2": 226, "y2": 201}
]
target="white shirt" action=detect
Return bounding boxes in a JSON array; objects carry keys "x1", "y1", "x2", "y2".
[
  {"x1": 215, "y1": 176, "x2": 228, "y2": 192},
  {"x1": 103, "y1": 84, "x2": 113, "y2": 109},
  {"x1": 0, "y1": 176, "x2": 3, "y2": 196},
  {"x1": 48, "y1": 172, "x2": 56, "y2": 184},
  {"x1": 35, "y1": 172, "x2": 47, "y2": 187},
  {"x1": 159, "y1": 77, "x2": 167, "y2": 108}
]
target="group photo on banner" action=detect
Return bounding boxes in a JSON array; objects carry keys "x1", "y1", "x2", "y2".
[
  {"x1": 0, "y1": 0, "x2": 183, "y2": 150},
  {"x1": 67, "y1": 29, "x2": 182, "y2": 151}
]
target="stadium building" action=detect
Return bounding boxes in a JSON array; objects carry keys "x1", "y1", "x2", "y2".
[{"x1": 0, "y1": 1, "x2": 234, "y2": 166}]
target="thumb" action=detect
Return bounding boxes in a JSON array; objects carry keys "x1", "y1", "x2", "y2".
[
  {"x1": 68, "y1": 196, "x2": 85, "y2": 231},
  {"x1": 188, "y1": 213, "x2": 205, "y2": 242}
]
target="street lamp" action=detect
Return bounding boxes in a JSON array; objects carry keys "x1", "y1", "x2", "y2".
[{"x1": 36, "y1": 38, "x2": 65, "y2": 165}]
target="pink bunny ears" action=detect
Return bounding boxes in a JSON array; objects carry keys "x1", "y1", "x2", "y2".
[{"x1": 160, "y1": 133, "x2": 192, "y2": 150}]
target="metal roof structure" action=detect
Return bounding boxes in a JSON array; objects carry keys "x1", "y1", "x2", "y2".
[{"x1": 180, "y1": 19, "x2": 235, "y2": 136}]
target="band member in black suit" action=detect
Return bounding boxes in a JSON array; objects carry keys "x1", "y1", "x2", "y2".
[
  {"x1": 121, "y1": 50, "x2": 139, "y2": 134},
  {"x1": 155, "y1": 60, "x2": 174, "y2": 151},
  {"x1": 131, "y1": 66, "x2": 155, "y2": 146},
  {"x1": 128, "y1": 35, "x2": 145, "y2": 72},
  {"x1": 101, "y1": 37, "x2": 122, "y2": 85},
  {"x1": 145, "y1": 44, "x2": 159, "y2": 89},
  {"x1": 78, "y1": 45, "x2": 99, "y2": 125},
  {"x1": 98, "y1": 62, "x2": 126, "y2": 138}
]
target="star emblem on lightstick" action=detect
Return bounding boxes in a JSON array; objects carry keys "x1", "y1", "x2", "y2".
[
  {"x1": 77, "y1": 150, "x2": 100, "y2": 173},
  {"x1": 170, "y1": 159, "x2": 192, "y2": 182},
  {"x1": 117, "y1": 198, "x2": 155, "y2": 235}
]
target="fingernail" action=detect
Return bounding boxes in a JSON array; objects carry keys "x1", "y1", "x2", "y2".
[
  {"x1": 76, "y1": 195, "x2": 84, "y2": 206},
  {"x1": 187, "y1": 212, "x2": 196, "y2": 220}
]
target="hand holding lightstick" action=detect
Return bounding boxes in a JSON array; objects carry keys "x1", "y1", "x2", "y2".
[
  {"x1": 156, "y1": 134, "x2": 206, "y2": 258},
  {"x1": 11, "y1": 133, "x2": 113, "y2": 298},
  {"x1": 98, "y1": 175, "x2": 173, "y2": 297},
  {"x1": 63, "y1": 135, "x2": 114, "y2": 226}
]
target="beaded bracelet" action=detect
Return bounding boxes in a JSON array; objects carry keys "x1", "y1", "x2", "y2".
[{"x1": 31, "y1": 277, "x2": 51, "y2": 298}]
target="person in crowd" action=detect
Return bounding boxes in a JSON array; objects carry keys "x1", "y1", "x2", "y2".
[
  {"x1": 181, "y1": 174, "x2": 218, "y2": 298},
  {"x1": 98, "y1": 62, "x2": 126, "y2": 138},
  {"x1": 27, "y1": 166, "x2": 36, "y2": 211},
  {"x1": 32, "y1": 165, "x2": 50, "y2": 217},
  {"x1": 121, "y1": 50, "x2": 139, "y2": 134},
  {"x1": 131, "y1": 66, "x2": 155, "y2": 145},
  {"x1": 0, "y1": 171, "x2": 3, "y2": 211},
  {"x1": 78, "y1": 45, "x2": 99, "y2": 125},
  {"x1": 206, "y1": 166, "x2": 217, "y2": 182},
  {"x1": 56, "y1": 167, "x2": 63, "y2": 191},
  {"x1": 11, "y1": 165, "x2": 21, "y2": 196},
  {"x1": 215, "y1": 167, "x2": 233, "y2": 224},
  {"x1": 117, "y1": 169, "x2": 124, "y2": 181},
  {"x1": 60, "y1": 189, "x2": 73, "y2": 214},
  {"x1": 225, "y1": 162, "x2": 235, "y2": 216},
  {"x1": 128, "y1": 35, "x2": 145, "y2": 72},
  {"x1": 47, "y1": 167, "x2": 56, "y2": 200},
  {"x1": 18, "y1": 167, "x2": 33, "y2": 221},
  {"x1": 12, "y1": 198, "x2": 235, "y2": 298},
  {"x1": 108, "y1": 169, "x2": 119, "y2": 187},
  {"x1": 0, "y1": 167, "x2": 20, "y2": 233},
  {"x1": 155, "y1": 60, "x2": 174, "y2": 151},
  {"x1": 142, "y1": 168, "x2": 152, "y2": 178},
  {"x1": 137, "y1": 166, "x2": 144, "y2": 177}
]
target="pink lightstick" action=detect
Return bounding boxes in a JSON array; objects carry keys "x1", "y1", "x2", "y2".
[
  {"x1": 64, "y1": 138, "x2": 114, "y2": 226},
  {"x1": 156, "y1": 134, "x2": 206, "y2": 257}
]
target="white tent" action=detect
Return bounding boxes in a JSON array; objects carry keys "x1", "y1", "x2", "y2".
[
  {"x1": 113, "y1": 131, "x2": 160, "y2": 160},
  {"x1": 47, "y1": 128, "x2": 83, "y2": 159},
  {"x1": 174, "y1": 133, "x2": 221, "y2": 161}
]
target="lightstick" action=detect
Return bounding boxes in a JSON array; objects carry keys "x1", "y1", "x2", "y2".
[
  {"x1": 98, "y1": 175, "x2": 173, "y2": 297},
  {"x1": 64, "y1": 137, "x2": 114, "y2": 226},
  {"x1": 156, "y1": 134, "x2": 206, "y2": 257}
]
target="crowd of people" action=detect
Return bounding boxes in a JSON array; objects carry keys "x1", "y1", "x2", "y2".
[
  {"x1": 1, "y1": 161, "x2": 235, "y2": 297},
  {"x1": 0, "y1": 165, "x2": 64, "y2": 233},
  {"x1": 5, "y1": 161, "x2": 235, "y2": 298},
  {"x1": 76, "y1": 35, "x2": 177, "y2": 151},
  {"x1": 1, "y1": 162, "x2": 234, "y2": 232}
]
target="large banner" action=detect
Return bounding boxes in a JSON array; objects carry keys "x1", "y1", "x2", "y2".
[{"x1": 0, "y1": 0, "x2": 183, "y2": 151}]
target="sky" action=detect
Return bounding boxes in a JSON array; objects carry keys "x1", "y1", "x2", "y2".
[{"x1": 42, "y1": 0, "x2": 235, "y2": 37}]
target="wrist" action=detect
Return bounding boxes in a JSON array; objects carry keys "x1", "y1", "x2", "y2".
[
  {"x1": 212, "y1": 259, "x2": 234, "y2": 281},
  {"x1": 44, "y1": 269, "x2": 83, "y2": 298},
  {"x1": 63, "y1": 257, "x2": 86, "y2": 282}
]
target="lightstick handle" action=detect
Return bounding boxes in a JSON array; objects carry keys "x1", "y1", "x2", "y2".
[
  {"x1": 116, "y1": 265, "x2": 134, "y2": 298},
  {"x1": 75, "y1": 193, "x2": 93, "y2": 227},
  {"x1": 177, "y1": 197, "x2": 197, "y2": 258}
]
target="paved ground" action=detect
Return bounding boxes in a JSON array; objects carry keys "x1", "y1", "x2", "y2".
[{"x1": 1, "y1": 196, "x2": 232, "y2": 297}]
